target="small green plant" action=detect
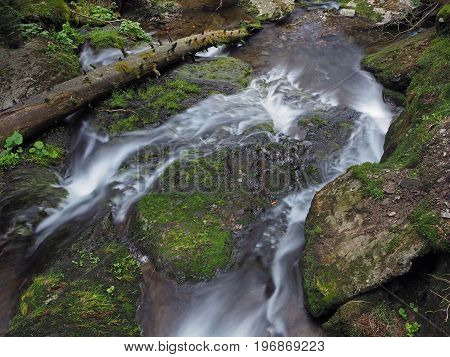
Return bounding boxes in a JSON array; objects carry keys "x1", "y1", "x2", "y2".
[
  {"x1": 398, "y1": 307, "x2": 408, "y2": 320},
  {"x1": 119, "y1": 20, "x2": 151, "y2": 42},
  {"x1": 111, "y1": 256, "x2": 140, "y2": 281},
  {"x1": 27, "y1": 141, "x2": 61, "y2": 165},
  {"x1": 351, "y1": 162, "x2": 384, "y2": 200},
  {"x1": 70, "y1": 1, "x2": 118, "y2": 24},
  {"x1": 106, "y1": 285, "x2": 115, "y2": 294},
  {"x1": 4, "y1": 131, "x2": 23, "y2": 149},
  {"x1": 0, "y1": 132, "x2": 62, "y2": 169},
  {"x1": 18, "y1": 23, "x2": 49, "y2": 40},
  {"x1": 72, "y1": 249, "x2": 100, "y2": 268},
  {"x1": 405, "y1": 321, "x2": 421, "y2": 337},
  {"x1": 0, "y1": 131, "x2": 23, "y2": 169}
]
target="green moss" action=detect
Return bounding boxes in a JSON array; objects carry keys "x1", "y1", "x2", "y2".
[
  {"x1": 18, "y1": 0, "x2": 70, "y2": 25},
  {"x1": 351, "y1": 162, "x2": 384, "y2": 200},
  {"x1": 109, "y1": 114, "x2": 140, "y2": 134},
  {"x1": 10, "y1": 242, "x2": 141, "y2": 336},
  {"x1": 409, "y1": 200, "x2": 447, "y2": 251},
  {"x1": 145, "y1": 79, "x2": 201, "y2": 113},
  {"x1": 136, "y1": 193, "x2": 232, "y2": 282},
  {"x1": 115, "y1": 61, "x2": 135, "y2": 74},
  {"x1": 310, "y1": 115, "x2": 328, "y2": 126},
  {"x1": 437, "y1": 3, "x2": 450, "y2": 19},
  {"x1": 44, "y1": 47, "x2": 81, "y2": 78},
  {"x1": 383, "y1": 35, "x2": 450, "y2": 168},
  {"x1": 354, "y1": 0, "x2": 383, "y2": 23},
  {"x1": 88, "y1": 28, "x2": 125, "y2": 49},
  {"x1": 176, "y1": 57, "x2": 252, "y2": 88},
  {"x1": 106, "y1": 89, "x2": 135, "y2": 109},
  {"x1": 303, "y1": 253, "x2": 340, "y2": 316}
]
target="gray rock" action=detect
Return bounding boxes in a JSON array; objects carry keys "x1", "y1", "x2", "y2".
[
  {"x1": 339, "y1": 9, "x2": 356, "y2": 17},
  {"x1": 399, "y1": 178, "x2": 421, "y2": 188}
]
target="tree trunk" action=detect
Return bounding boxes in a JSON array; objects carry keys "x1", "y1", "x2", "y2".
[{"x1": 0, "y1": 28, "x2": 248, "y2": 142}]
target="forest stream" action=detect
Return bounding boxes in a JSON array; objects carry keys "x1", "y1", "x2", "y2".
[{"x1": 0, "y1": 0, "x2": 448, "y2": 338}]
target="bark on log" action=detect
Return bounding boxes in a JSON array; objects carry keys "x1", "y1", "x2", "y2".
[{"x1": 0, "y1": 29, "x2": 249, "y2": 142}]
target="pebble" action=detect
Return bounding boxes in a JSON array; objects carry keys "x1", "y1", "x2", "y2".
[{"x1": 387, "y1": 211, "x2": 397, "y2": 217}]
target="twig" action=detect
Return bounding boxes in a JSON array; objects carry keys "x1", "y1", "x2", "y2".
[
  {"x1": 99, "y1": 108, "x2": 142, "y2": 118},
  {"x1": 215, "y1": 0, "x2": 223, "y2": 11}
]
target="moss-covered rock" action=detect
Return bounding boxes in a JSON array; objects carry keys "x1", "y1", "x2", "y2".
[
  {"x1": 131, "y1": 193, "x2": 234, "y2": 283},
  {"x1": 88, "y1": 28, "x2": 125, "y2": 49},
  {"x1": 362, "y1": 30, "x2": 434, "y2": 92},
  {"x1": 323, "y1": 292, "x2": 406, "y2": 336},
  {"x1": 17, "y1": 0, "x2": 70, "y2": 26},
  {"x1": 175, "y1": 57, "x2": 253, "y2": 89},
  {"x1": 9, "y1": 239, "x2": 141, "y2": 336},
  {"x1": 303, "y1": 30, "x2": 450, "y2": 320}
]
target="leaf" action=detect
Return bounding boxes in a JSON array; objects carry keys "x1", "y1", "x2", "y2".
[
  {"x1": 33, "y1": 141, "x2": 44, "y2": 150},
  {"x1": 29, "y1": 148, "x2": 36, "y2": 153},
  {"x1": 5, "y1": 131, "x2": 23, "y2": 149},
  {"x1": 106, "y1": 286, "x2": 115, "y2": 294}
]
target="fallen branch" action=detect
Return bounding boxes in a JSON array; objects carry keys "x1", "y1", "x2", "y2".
[{"x1": 0, "y1": 28, "x2": 249, "y2": 142}]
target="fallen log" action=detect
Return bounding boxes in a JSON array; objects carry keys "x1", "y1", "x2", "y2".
[{"x1": 0, "y1": 28, "x2": 249, "y2": 142}]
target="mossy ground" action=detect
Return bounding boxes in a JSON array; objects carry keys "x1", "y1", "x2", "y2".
[
  {"x1": 323, "y1": 294, "x2": 406, "y2": 337},
  {"x1": 176, "y1": 57, "x2": 253, "y2": 89},
  {"x1": 102, "y1": 78, "x2": 203, "y2": 134},
  {"x1": 134, "y1": 193, "x2": 233, "y2": 282},
  {"x1": 17, "y1": 0, "x2": 70, "y2": 26},
  {"x1": 88, "y1": 28, "x2": 125, "y2": 49},
  {"x1": 9, "y1": 233, "x2": 141, "y2": 336},
  {"x1": 98, "y1": 58, "x2": 252, "y2": 134}
]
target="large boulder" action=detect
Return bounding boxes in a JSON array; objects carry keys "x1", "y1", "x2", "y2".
[{"x1": 303, "y1": 29, "x2": 450, "y2": 318}]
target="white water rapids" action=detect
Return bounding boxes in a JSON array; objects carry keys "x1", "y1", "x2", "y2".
[{"x1": 29, "y1": 24, "x2": 392, "y2": 335}]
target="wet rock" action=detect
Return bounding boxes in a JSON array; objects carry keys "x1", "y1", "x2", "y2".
[
  {"x1": 0, "y1": 165, "x2": 68, "y2": 335},
  {"x1": 339, "y1": 9, "x2": 356, "y2": 17},
  {"x1": 362, "y1": 30, "x2": 434, "y2": 92},
  {"x1": 302, "y1": 170, "x2": 427, "y2": 317},
  {"x1": 399, "y1": 178, "x2": 421, "y2": 188},
  {"x1": 239, "y1": 0, "x2": 295, "y2": 21},
  {"x1": 0, "y1": 38, "x2": 81, "y2": 111}
]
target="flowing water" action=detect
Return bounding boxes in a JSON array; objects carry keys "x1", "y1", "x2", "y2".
[{"x1": 1, "y1": 8, "x2": 392, "y2": 336}]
